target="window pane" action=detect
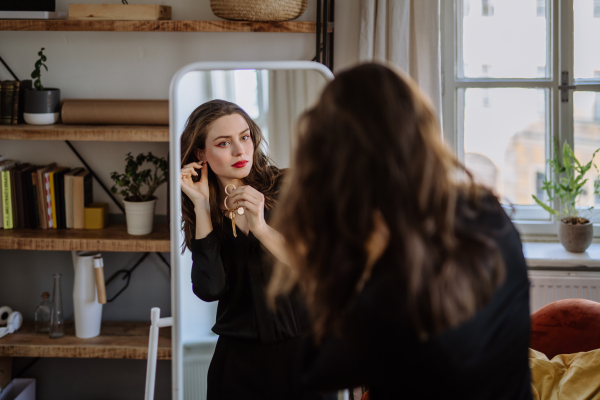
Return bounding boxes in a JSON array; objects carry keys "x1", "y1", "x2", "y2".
[
  {"x1": 574, "y1": 92, "x2": 600, "y2": 214},
  {"x1": 574, "y1": 0, "x2": 600, "y2": 80},
  {"x1": 464, "y1": 88, "x2": 547, "y2": 205},
  {"x1": 461, "y1": 0, "x2": 549, "y2": 78}
]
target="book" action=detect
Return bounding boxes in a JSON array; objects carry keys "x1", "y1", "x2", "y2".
[
  {"x1": 54, "y1": 168, "x2": 70, "y2": 229},
  {"x1": 49, "y1": 166, "x2": 67, "y2": 229},
  {"x1": 23, "y1": 165, "x2": 39, "y2": 228},
  {"x1": 0, "y1": 0, "x2": 56, "y2": 12},
  {"x1": 64, "y1": 168, "x2": 83, "y2": 229},
  {"x1": 37, "y1": 163, "x2": 56, "y2": 229},
  {"x1": 11, "y1": 81, "x2": 20, "y2": 125},
  {"x1": 9, "y1": 165, "x2": 18, "y2": 228},
  {"x1": 1, "y1": 169, "x2": 13, "y2": 229},
  {"x1": 0, "y1": 81, "x2": 14, "y2": 125},
  {"x1": 44, "y1": 165, "x2": 62, "y2": 229},
  {"x1": 31, "y1": 170, "x2": 40, "y2": 228},
  {"x1": 73, "y1": 169, "x2": 92, "y2": 229},
  {"x1": 0, "y1": 160, "x2": 17, "y2": 229},
  {"x1": 0, "y1": 11, "x2": 67, "y2": 19},
  {"x1": 19, "y1": 164, "x2": 36, "y2": 228},
  {"x1": 13, "y1": 163, "x2": 32, "y2": 229}
]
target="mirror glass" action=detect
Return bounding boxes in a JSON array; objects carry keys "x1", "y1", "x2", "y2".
[{"x1": 170, "y1": 65, "x2": 331, "y2": 400}]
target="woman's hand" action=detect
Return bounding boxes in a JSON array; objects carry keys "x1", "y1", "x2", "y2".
[
  {"x1": 180, "y1": 161, "x2": 209, "y2": 207},
  {"x1": 229, "y1": 185, "x2": 267, "y2": 236}
]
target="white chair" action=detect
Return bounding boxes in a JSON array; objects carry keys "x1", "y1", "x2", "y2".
[{"x1": 145, "y1": 307, "x2": 173, "y2": 400}]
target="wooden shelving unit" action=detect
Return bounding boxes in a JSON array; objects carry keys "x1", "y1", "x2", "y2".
[
  {"x1": 0, "y1": 19, "x2": 323, "y2": 33},
  {"x1": 0, "y1": 321, "x2": 171, "y2": 359},
  {"x1": 0, "y1": 124, "x2": 169, "y2": 142},
  {"x1": 0, "y1": 223, "x2": 170, "y2": 252}
]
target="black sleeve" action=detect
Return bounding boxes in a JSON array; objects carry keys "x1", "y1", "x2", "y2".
[{"x1": 190, "y1": 230, "x2": 228, "y2": 302}]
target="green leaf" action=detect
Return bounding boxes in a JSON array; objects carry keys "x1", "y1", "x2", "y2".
[{"x1": 532, "y1": 195, "x2": 560, "y2": 215}]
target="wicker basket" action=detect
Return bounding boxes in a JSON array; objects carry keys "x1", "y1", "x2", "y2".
[{"x1": 211, "y1": 0, "x2": 308, "y2": 22}]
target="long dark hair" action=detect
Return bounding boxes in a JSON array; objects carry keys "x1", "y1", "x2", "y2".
[
  {"x1": 180, "y1": 100, "x2": 282, "y2": 253},
  {"x1": 267, "y1": 63, "x2": 506, "y2": 342}
]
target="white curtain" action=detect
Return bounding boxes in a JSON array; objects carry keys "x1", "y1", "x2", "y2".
[
  {"x1": 267, "y1": 70, "x2": 324, "y2": 168},
  {"x1": 359, "y1": 0, "x2": 442, "y2": 118}
]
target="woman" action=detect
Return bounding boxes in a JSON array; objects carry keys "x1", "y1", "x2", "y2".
[
  {"x1": 180, "y1": 99, "x2": 332, "y2": 400},
  {"x1": 268, "y1": 63, "x2": 532, "y2": 399}
]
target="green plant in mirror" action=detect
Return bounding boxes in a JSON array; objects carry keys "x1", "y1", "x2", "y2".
[
  {"x1": 31, "y1": 47, "x2": 47, "y2": 90},
  {"x1": 110, "y1": 152, "x2": 168, "y2": 202},
  {"x1": 532, "y1": 139, "x2": 600, "y2": 222}
]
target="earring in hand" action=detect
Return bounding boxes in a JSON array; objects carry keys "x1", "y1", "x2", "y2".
[{"x1": 223, "y1": 184, "x2": 244, "y2": 237}]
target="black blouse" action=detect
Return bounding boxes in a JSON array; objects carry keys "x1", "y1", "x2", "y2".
[
  {"x1": 298, "y1": 195, "x2": 532, "y2": 400},
  {"x1": 190, "y1": 204, "x2": 309, "y2": 345}
]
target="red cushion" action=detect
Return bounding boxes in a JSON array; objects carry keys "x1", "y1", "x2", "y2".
[{"x1": 530, "y1": 298, "x2": 600, "y2": 359}]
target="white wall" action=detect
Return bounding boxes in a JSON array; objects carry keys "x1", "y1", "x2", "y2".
[{"x1": 0, "y1": 1, "x2": 361, "y2": 399}]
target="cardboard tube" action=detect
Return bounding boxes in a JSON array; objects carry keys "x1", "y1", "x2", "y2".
[
  {"x1": 93, "y1": 256, "x2": 107, "y2": 305},
  {"x1": 61, "y1": 99, "x2": 169, "y2": 125}
]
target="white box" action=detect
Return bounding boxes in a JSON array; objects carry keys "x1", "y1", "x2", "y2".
[{"x1": 0, "y1": 379, "x2": 35, "y2": 400}]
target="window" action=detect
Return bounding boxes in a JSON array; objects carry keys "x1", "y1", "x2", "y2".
[
  {"x1": 537, "y1": 0, "x2": 545, "y2": 17},
  {"x1": 595, "y1": 0, "x2": 600, "y2": 18},
  {"x1": 442, "y1": 0, "x2": 600, "y2": 235},
  {"x1": 482, "y1": 0, "x2": 494, "y2": 16},
  {"x1": 464, "y1": 0, "x2": 470, "y2": 16}
]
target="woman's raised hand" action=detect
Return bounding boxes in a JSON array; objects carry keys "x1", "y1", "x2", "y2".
[
  {"x1": 180, "y1": 161, "x2": 209, "y2": 206},
  {"x1": 229, "y1": 186, "x2": 266, "y2": 235}
]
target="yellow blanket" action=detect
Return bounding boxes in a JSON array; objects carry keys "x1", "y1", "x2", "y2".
[{"x1": 530, "y1": 347, "x2": 600, "y2": 400}]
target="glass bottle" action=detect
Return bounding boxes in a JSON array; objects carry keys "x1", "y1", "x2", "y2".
[
  {"x1": 35, "y1": 291, "x2": 52, "y2": 333},
  {"x1": 49, "y1": 273, "x2": 65, "y2": 338}
]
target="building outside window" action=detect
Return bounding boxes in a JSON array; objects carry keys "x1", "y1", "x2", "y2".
[{"x1": 482, "y1": 0, "x2": 494, "y2": 16}]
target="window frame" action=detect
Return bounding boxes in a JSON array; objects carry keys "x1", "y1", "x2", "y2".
[{"x1": 441, "y1": 0, "x2": 600, "y2": 237}]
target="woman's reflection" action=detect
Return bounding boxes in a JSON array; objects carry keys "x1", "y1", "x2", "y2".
[{"x1": 180, "y1": 100, "x2": 333, "y2": 400}]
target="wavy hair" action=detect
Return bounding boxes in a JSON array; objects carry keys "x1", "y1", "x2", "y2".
[
  {"x1": 180, "y1": 99, "x2": 282, "y2": 253},
  {"x1": 267, "y1": 63, "x2": 506, "y2": 342}
]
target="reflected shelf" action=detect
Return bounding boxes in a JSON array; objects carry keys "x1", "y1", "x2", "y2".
[
  {"x1": 0, "y1": 124, "x2": 169, "y2": 142},
  {"x1": 0, "y1": 321, "x2": 171, "y2": 359},
  {"x1": 0, "y1": 223, "x2": 170, "y2": 252},
  {"x1": 0, "y1": 20, "x2": 324, "y2": 33}
]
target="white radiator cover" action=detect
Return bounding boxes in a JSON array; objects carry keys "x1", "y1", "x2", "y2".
[{"x1": 528, "y1": 270, "x2": 600, "y2": 313}]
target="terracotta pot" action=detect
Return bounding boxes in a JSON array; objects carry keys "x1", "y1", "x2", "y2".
[{"x1": 558, "y1": 219, "x2": 593, "y2": 253}]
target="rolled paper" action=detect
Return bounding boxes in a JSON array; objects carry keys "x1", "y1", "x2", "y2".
[{"x1": 61, "y1": 99, "x2": 169, "y2": 125}]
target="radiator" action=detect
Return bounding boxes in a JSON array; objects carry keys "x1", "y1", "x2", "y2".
[
  {"x1": 528, "y1": 271, "x2": 600, "y2": 313},
  {"x1": 183, "y1": 341, "x2": 217, "y2": 400}
]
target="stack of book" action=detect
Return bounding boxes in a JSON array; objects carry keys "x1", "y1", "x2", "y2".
[
  {"x1": 0, "y1": 157, "x2": 93, "y2": 230},
  {"x1": 0, "y1": 80, "x2": 32, "y2": 125}
]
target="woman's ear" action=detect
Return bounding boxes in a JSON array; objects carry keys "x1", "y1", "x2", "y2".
[{"x1": 194, "y1": 148, "x2": 205, "y2": 162}]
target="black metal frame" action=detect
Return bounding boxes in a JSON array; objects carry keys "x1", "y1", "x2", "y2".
[{"x1": 314, "y1": 0, "x2": 334, "y2": 71}]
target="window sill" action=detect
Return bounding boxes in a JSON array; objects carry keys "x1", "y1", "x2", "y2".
[{"x1": 523, "y1": 242, "x2": 600, "y2": 268}]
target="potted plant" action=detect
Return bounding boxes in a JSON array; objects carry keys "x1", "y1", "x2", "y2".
[
  {"x1": 532, "y1": 140, "x2": 600, "y2": 253},
  {"x1": 111, "y1": 152, "x2": 168, "y2": 236},
  {"x1": 23, "y1": 48, "x2": 61, "y2": 125}
]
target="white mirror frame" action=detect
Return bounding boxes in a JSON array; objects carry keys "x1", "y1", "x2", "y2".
[{"x1": 168, "y1": 61, "x2": 334, "y2": 400}]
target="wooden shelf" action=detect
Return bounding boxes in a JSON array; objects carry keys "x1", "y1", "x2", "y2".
[
  {"x1": 0, "y1": 223, "x2": 170, "y2": 252},
  {"x1": 0, "y1": 20, "x2": 323, "y2": 33},
  {"x1": 0, "y1": 321, "x2": 171, "y2": 359},
  {"x1": 0, "y1": 124, "x2": 169, "y2": 142}
]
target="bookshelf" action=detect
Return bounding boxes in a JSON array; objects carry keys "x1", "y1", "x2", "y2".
[
  {"x1": 0, "y1": 124, "x2": 169, "y2": 142},
  {"x1": 0, "y1": 321, "x2": 171, "y2": 360},
  {"x1": 0, "y1": 20, "x2": 326, "y2": 33},
  {"x1": 0, "y1": 223, "x2": 170, "y2": 252}
]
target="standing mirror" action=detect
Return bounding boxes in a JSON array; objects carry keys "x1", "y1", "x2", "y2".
[{"x1": 169, "y1": 61, "x2": 333, "y2": 400}]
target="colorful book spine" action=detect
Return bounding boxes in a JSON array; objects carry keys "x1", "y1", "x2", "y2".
[
  {"x1": 1, "y1": 171, "x2": 13, "y2": 229},
  {"x1": 44, "y1": 172, "x2": 53, "y2": 228},
  {"x1": 49, "y1": 169, "x2": 57, "y2": 229}
]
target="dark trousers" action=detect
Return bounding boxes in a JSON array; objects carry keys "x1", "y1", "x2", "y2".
[{"x1": 207, "y1": 336, "x2": 336, "y2": 400}]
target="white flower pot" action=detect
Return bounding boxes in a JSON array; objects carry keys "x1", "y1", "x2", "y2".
[{"x1": 123, "y1": 197, "x2": 157, "y2": 235}]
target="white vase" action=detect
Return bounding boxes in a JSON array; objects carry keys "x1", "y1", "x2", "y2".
[
  {"x1": 72, "y1": 251, "x2": 103, "y2": 339},
  {"x1": 123, "y1": 197, "x2": 157, "y2": 235}
]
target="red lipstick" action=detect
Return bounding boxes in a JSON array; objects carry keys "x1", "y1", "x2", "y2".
[{"x1": 232, "y1": 161, "x2": 248, "y2": 168}]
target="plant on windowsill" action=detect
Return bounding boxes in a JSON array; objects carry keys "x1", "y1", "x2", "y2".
[
  {"x1": 110, "y1": 152, "x2": 168, "y2": 236},
  {"x1": 532, "y1": 140, "x2": 600, "y2": 253}
]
